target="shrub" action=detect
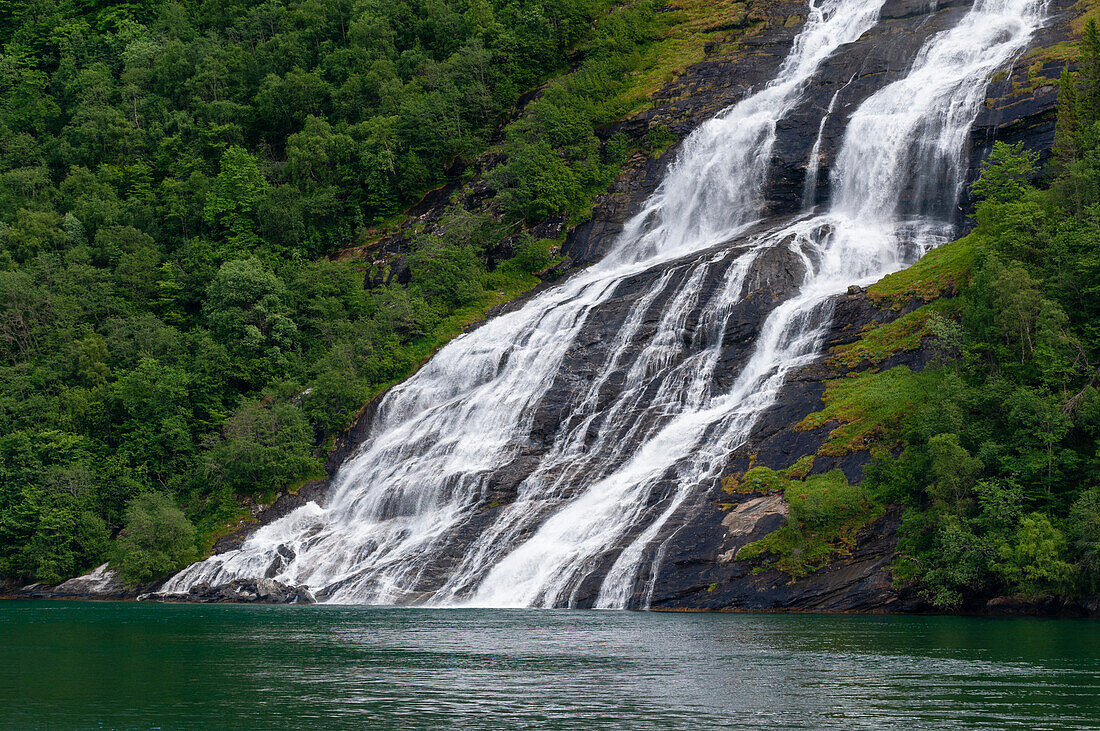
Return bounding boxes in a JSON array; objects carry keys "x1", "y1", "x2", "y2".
[
  {"x1": 205, "y1": 400, "x2": 322, "y2": 496},
  {"x1": 111, "y1": 492, "x2": 196, "y2": 585},
  {"x1": 997, "y1": 512, "x2": 1073, "y2": 596}
]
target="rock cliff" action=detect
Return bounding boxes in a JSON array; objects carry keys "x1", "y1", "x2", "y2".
[{"x1": 173, "y1": 0, "x2": 1092, "y2": 613}]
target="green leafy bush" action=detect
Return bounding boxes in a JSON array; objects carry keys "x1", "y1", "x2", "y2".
[
  {"x1": 856, "y1": 46, "x2": 1100, "y2": 604},
  {"x1": 205, "y1": 401, "x2": 322, "y2": 497},
  {"x1": 111, "y1": 492, "x2": 196, "y2": 585}
]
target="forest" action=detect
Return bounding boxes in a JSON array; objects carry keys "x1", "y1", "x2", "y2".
[
  {"x1": 864, "y1": 38, "x2": 1100, "y2": 605},
  {"x1": 0, "y1": 0, "x2": 672, "y2": 584}
]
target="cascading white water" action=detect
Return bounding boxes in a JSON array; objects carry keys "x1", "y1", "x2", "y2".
[
  {"x1": 166, "y1": 0, "x2": 1045, "y2": 606},
  {"x1": 590, "y1": 0, "x2": 1048, "y2": 607}
]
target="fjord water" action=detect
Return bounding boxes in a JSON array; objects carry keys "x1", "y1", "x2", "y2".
[
  {"x1": 4, "y1": 602, "x2": 1099, "y2": 730},
  {"x1": 167, "y1": 0, "x2": 1044, "y2": 606}
]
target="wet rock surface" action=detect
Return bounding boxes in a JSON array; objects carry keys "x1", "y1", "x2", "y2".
[
  {"x1": 630, "y1": 0, "x2": 1083, "y2": 615},
  {"x1": 151, "y1": 579, "x2": 316, "y2": 605},
  {"x1": 634, "y1": 286, "x2": 937, "y2": 613},
  {"x1": 654, "y1": 508, "x2": 920, "y2": 613}
]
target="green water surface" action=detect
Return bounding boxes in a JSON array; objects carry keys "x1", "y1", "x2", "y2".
[{"x1": 2, "y1": 600, "x2": 1098, "y2": 729}]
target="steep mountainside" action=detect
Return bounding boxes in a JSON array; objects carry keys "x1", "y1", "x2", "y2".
[{"x1": 16, "y1": 0, "x2": 1099, "y2": 613}]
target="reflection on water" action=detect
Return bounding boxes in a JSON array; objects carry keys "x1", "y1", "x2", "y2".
[{"x1": 2, "y1": 601, "x2": 1098, "y2": 729}]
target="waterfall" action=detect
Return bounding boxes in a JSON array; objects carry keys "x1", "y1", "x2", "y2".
[{"x1": 165, "y1": 0, "x2": 1045, "y2": 607}]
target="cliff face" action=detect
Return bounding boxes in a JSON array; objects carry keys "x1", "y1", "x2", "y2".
[
  {"x1": 207, "y1": 0, "x2": 816, "y2": 559},
  {"x1": 644, "y1": 0, "x2": 1088, "y2": 615},
  {"x1": 648, "y1": 287, "x2": 937, "y2": 613},
  {"x1": 513, "y1": 0, "x2": 1085, "y2": 614}
]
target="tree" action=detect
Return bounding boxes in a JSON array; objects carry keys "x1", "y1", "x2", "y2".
[
  {"x1": 998, "y1": 513, "x2": 1073, "y2": 596},
  {"x1": 1070, "y1": 487, "x2": 1100, "y2": 593},
  {"x1": 1055, "y1": 67, "x2": 1081, "y2": 173},
  {"x1": 205, "y1": 258, "x2": 298, "y2": 352},
  {"x1": 205, "y1": 400, "x2": 321, "y2": 495},
  {"x1": 407, "y1": 208, "x2": 490, "y2": 307},
  {"x1": 1080, "y1": 19, "x2": 1100, "y2": 124},
  {"x1": 971, "y1": 141, "x2": 1038, "y2": 206},
  {"x1": 204, "y1": 146, "x2": 270, "y2": 256},
  {"x1": 926, "y1": 433, "x2": 982, "y2": 515},
  {"x1": 922, "y1": 518, "x2": 998, "y2": 608},
  {"x1": 111, "y1": 492, "x2": 196, "y2": 585}
]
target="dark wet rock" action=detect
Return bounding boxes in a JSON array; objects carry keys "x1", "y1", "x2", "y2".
[
  {"x1": 984, "y1": 594, "x2": 1100, "y2": 618},
  {"x1": 651, "y1": 506, "x2": 927, "y2": 613},
  {"x1": 638, "y1": 280, "x2": 937, "y2": 613},
  {"x1": 152, "y1": 579, "x2": 316, "y2": 605},
  {"x1": 10, "y1": 583, "x2": 53, "y2": 599},
  {"x1": 968, "y1": 0, "x2": 1078, "y2": 187}
]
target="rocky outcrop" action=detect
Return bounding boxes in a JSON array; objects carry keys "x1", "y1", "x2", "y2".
[
  {"x1": 983, "y1": 594, "x2": 1100, "y2": 618},
  {"x1": 150, "y1": 579, "x2": 316, "y2": 604},
  {"x1": 637, "y1": 283, "x2": 937, "y2": 613},
  {"x1": 4, "y1": 569, "x2": 312, "y2": 604},
  {"x1": 716, "y1": 494, "x2": 789, "y2": 563},
  {"x1": 52, "y1": 563, "x2": 125, "y2": 597},
  {"x1": 7, "y1": 563, "x2": 149, "y2": 601},
  {"x1": 653, "y1": 507, "x2": 923, "y2": 613}
]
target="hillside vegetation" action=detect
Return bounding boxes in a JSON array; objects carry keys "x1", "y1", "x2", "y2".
[{"x1": 0, "y1": 0, "x2": 742, "y2": 585}]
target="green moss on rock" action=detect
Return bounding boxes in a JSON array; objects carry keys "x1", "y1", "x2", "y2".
[
  {"x1": 867, "y1": 235, "x2": 978, "y2": 308},
  {"x1": 736, "y1": 469, "x2": 884, "y2": 579},
  {"x1": 796, "y1": 366, "x2": 936, "y2": 456},
  {"x1": 829, "y1": 300, "x2": 955, "y2": 368}
]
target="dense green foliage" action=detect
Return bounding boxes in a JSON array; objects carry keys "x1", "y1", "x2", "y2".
[
  {"x1": 857, "y1": 27, "x2": 1100, "y2": 606},
  {"x1": 110, "y1": 491, "x2": 196, "y2": 584},
  {"x1": 0, "y1": 0, "x2": 675, "y2": 584}
]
